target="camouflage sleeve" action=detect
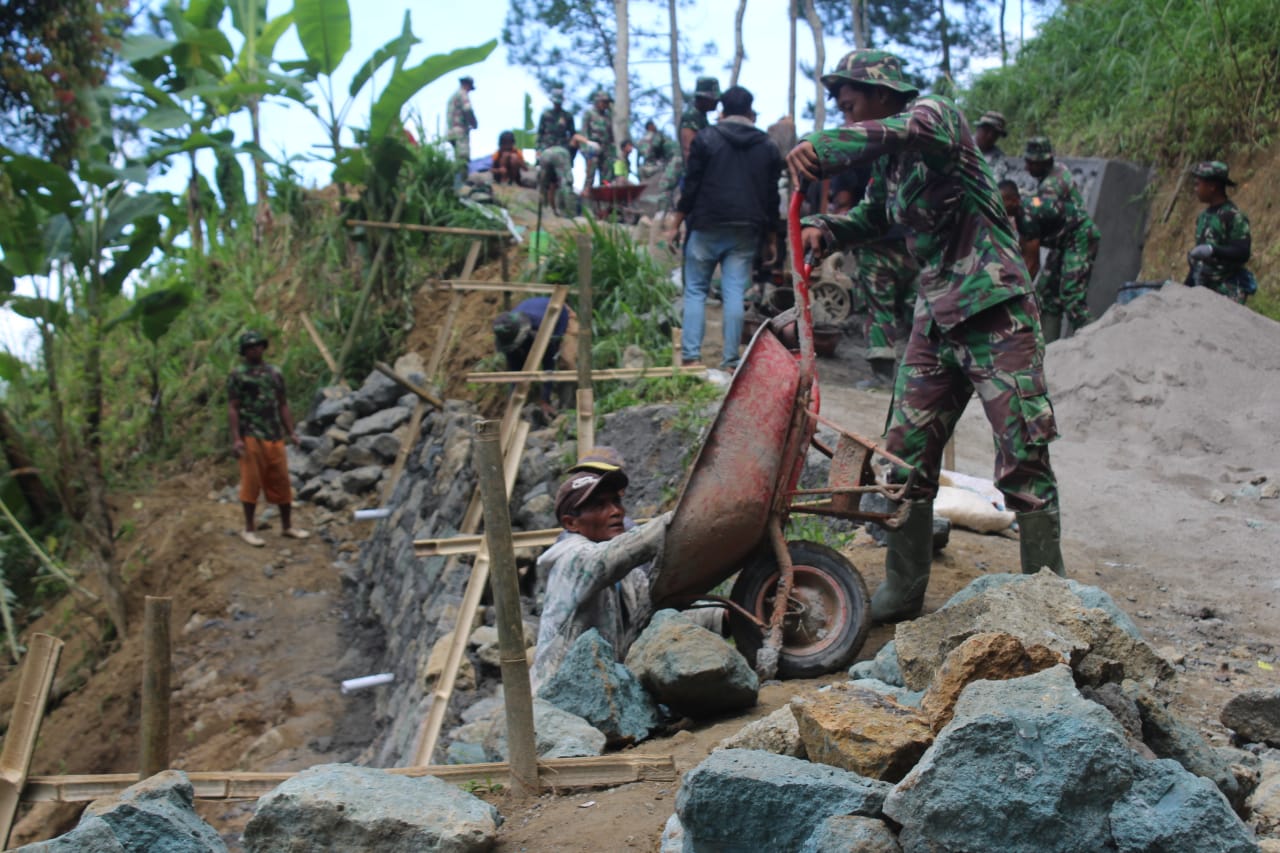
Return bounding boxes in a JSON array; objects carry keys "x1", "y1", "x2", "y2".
[
  {"x1": 803, "y1": 158, "x2": 892, "y2": 249},
  {"x1": 1219, "y1": 207, "x2": 1252, "y2": 262},
  {"x1": 271, "y1": 366, "x2": 287, "y2": 405},
  {"x1": 804, "y1": 98, "x2": 953, "y2": 177}
]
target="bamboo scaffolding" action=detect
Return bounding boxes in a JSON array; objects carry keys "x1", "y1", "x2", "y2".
[
  {"x1": 0, "y1": 634, "x2": 63, "y2": 846},
  {"x1": 467, "y1": 365, "x2": 706, "y2": 383},
  {"x1": 346, "y1": 220, "x2": 510, "y2": 239}
]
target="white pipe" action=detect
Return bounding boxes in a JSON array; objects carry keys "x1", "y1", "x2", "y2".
[
  {"x1": 353, "y1": 508, "x2": 392, "y2": 521},
  {"x1": 340, "y1": 672, "x2": 394, "y2": 694}
]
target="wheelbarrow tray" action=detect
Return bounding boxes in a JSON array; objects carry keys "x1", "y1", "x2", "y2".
[
  {"x1": 583, "y1": 183, "x2": 648, "y2": 203},
  {"x1": 651, "y1": 323, "x2": 803, "y2": 608}
]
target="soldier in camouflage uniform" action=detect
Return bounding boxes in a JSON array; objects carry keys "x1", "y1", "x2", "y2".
[
  {"x1": 974, "y1": 110, "x2": 1011, "y2": 183},
  {"x1": 581, "y1": 89, "x2": 616, "y2": 189},
  {"x1": 1024, "y1": 136, "x2": 1085, "y2": 209},
  {"x1": 789, "y1": 49, "x2": 1063, "y2": 622},
  {"x1": 446, "y1": 76, "x2": 478, "y2": 180},
  {"x1": 659, "y1": 77, "x2": 721, "y2": 210},
  {"x1": 1023, "y1": 136, "x2": 1093, "y2": 339},
  {"x1": 638, "y1": 119, "x2": 675, "y2": 183},
  {"x1": 536, "y1": 87, "x2": 582, "y2": 215},
  {"x1": 227, "y1": 331, "x2": 308, "y2": 547},
  {"x1": 531, "y1": 468, "x2": 672, "y2": 692},
  {"x1": 1185, "y1": 161, "x2": 1253, "y2": 304},
  {"x1": 999, "y1": 180, "x2": 1100, "y2": 341}
]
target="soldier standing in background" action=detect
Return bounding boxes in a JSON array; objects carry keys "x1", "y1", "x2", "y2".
[
  {"x1": 536, "y1": 86, "x2": 584, "y2": 215},
  {"x1": 788, "y1": 49, "x2": 1064, "y2": 624},
  {"x1": 974, "y1": 111, "x2": 1010, "y2": 182},
  {"x1": 1024, "y1": 136, "x2": 1085, "y2": 208},
  {"x1": 446, "y1": 76, "x2": 478, "y2": 181},
  {"x1": 660, "y1": 77, "x2": 722, "y2": 209},
  {"x1": 999, "y1": 180, "x2": 1101, "y2": 341},
  {"x1": 581, "y1": 90, "x2": 616, "y2": 188},
  {"x1": 1185, "y1": 161, "x2": 1253, "y2": 304},
  {"x1": 1022, "y1": 136, "x2": 1093, "y2": 339}
]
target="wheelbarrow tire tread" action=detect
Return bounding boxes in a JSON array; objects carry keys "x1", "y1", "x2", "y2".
[{"x1": 728, "y1": 540, "x2": 870, "y2": 679}]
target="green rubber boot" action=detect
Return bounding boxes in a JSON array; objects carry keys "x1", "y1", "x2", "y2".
[
  {"x1": 871, "y1": 499, "x2": 934, "y2": 623},
  {"x1": 1018, "y1": 506, "x2": 1065, "y2": 576},
  {"x1": 1041, "y1": 311, "x2": 1063, "y2": 344}
]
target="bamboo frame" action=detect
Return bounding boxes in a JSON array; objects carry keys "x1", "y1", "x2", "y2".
[
  {"x1": 346, "y1": 220, "x2": 510, "y2": 239},
  {"x1": 0, "y1": 634, "x2": 63, "y2": 847},
  {"x1": 467, "y1": 365, "x2": 705, "y2": 383}
]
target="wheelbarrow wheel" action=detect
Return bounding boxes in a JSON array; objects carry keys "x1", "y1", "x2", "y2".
[{"x1": 728, "y1": 540, "x2": 870, "y2": 679}]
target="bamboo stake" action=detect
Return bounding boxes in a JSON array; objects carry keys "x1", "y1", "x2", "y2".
[
  {"x1": 672, "y1": 328, "x2": 682, "y2": 371},
  {"x1": 0, "y1": 633, "x2": 63, "y2": 847},
  {"x1": 468, "y1": 365, "x2": 707, "y2": 383},
  {"x1": 472, "y1": 420, "x2": 538, "y2": 797},
  {"x1": 413, "y1": 520, "x2": 651, "y2": 558},
  {"x1": 496, "y1": 286, "x2": 570, "y2": 442},
  {"x1": 425, "y1": 242, "x2": 483, "y2": 386},
  {"x1": 299, "y1": 312, "x2": 338, "y2": 377},
  {"x1": 575, "y1": 235, "x2": 595, "y2": 454},
  {"x1": 374, "y1": 362, "x2": 443, "y2": 409},
  {"x1": 345, "y1": 220, "x2": 508, "y2": 239},
  {"x1": 140, "y1": 597, "x2": 172, "y2": 778}
]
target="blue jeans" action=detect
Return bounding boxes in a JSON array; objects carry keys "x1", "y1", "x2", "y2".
[{"x1": 682, "y1": 226, "x2": 757, "y2": 367}]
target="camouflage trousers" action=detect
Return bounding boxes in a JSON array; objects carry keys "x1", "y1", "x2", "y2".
[
  {"x1": 658, "y1": 155, "x2": 683, "y2": 212},
  {"x1": 449, "y1": 128, "x2": 470, "y2": 176},
  {"x1": 537, "y1": 146, "x2": 578, "y2": 215},
  {"x1": 852, "y1": 242, "x2": 917, "y2": 361},
  {"x1": 1038, "y1": 220, "x2": 1100, "y2": 328},
  {"x1": 1194, "y1": 269, "x2": 1251, "y2": 305},
  {"x1": 886, "y1": 294, "x2": 1060, "y2": 513},
  {"x1": 582, "y1": 144, "x2": 615, "y2": 189}
]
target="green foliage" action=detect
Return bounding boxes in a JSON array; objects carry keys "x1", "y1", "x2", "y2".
[
  {"x1": 788, "y1": 515, "x2": 857, "y2": 551},
  {"x1": 541, "y1": 217, "x2": 680, "y2": 369},
  {"x1": 963, "y1": 0, "x2": 1280, "y2": 165}
]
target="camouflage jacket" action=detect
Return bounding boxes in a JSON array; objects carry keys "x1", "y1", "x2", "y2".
[
  {"x1": 581, "y1": 106, "x2": 614, "y2": 151},
  {"x1": 681, "y1": 106, "x2": 709, "y2": 135},
  {"x1": 639, "y1": 129, "x2": 675, "y2": 166},
  {"x1": 1190, "y1": 200, "x2": 1252, "y2": 289},
  {"x1": 530, "y1": 512, "x2": 671, "y2": 693},
  {"x1": 536, "y1": 106, "x2": 575, "y2": 153},
  {"x1": 227, "y1": 363, "x2": 286, "y2": 441},
  {"x1": 447, "y1": 88, "x2": 476, "y2": 136},
  {"x1": 1036, "y1": 162, "x2": 1085, "y2": 211},
  {"x1": 801, "y1": 94, "x2": 1032, "y2": 332},
  {"x1": 1015, "y1": 193, "x2": 1096, "y2": 249}
]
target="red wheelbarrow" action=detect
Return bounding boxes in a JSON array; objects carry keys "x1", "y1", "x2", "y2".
[
  {"x1": 583, "y1": 181, "x2": 647, "y2": 222},
  {"x1": 650, "y1": 192, "x2": 919, "y2": 679}
]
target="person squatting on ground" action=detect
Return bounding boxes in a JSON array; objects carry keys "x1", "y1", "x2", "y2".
[
  {"x1": 492, "y1": 296, "x2": 571, "y2": 420},
  {"x1": 1023, "y1": 135, "x2": 1093, "y2": 339},
  {"x1": 531, "y1": 468, "x2": 672, "y2": 692},
  {"x1": 787, "y1": 49, "x2": 1065, "y2": 624},
  {"x1": 581, "y1": 90, "x2": 616, "y2": 189},
  {"x1": 535, "y1": 86, "x2": 586, "y2": 216},
  {"x1": 227, "y1": 330, "x2": 309, "y2": 547},
  {"x1": 998, "y1": 178, "x2": 1100, "y2": 342},
  {"x1": 668, "y1": 85, "x2": 783, "y2": 369},
  {"x1": 1185, "y1": 160, "x2": 1254, "y2": 305},
  {"x1": 492, "y1": 130, "x2": 528, "y2": 185},
  {"x1": 446, "y1": 76, "x2": 478, "y2": 181}
]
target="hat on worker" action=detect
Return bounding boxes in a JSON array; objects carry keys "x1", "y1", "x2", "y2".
[
  {"x1": 1192, "y1": 160, "x2": 1236, "y2": 187},
  {"x1": 492, "y1": 311, "x2": 532, "y2": 353},
  {"x1": 460, "y1": 76, "x2": 475, "y2": 89},
  {"x1": 976, "y1": 110, "x2": 1007, "y2": 137},
  {"x1": 594, "y1": 88, "x2": 613, "y2": 102},
  {"x1": 693, "y1": 76, "x2": 721, "y2": 101},
  {"x1": 1023, "y1": 135, "x2": 1054, "y2": 163},
  {"x1": 821, "y1": 50, "x2": 919, "y2": 99},
  {"x1": 238, "y1": 329, "x2": 268, "y2": 354},
  {"x1": 555, "y1": 469, "x2": 630, "y2": 521},
  {"x1": 568, "y1": 446, "x2": 627, "y2": 475}
]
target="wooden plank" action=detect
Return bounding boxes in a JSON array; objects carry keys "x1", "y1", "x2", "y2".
[
  {"x1": 346, "y1": 220, "x2": 509, "y2": 239},
  {"x1": 0, "y1": 634, "x2": 63, "y2": 847},
  {"x1": 20, "y1": 755, "x2": 677, "y2": 803},
  {"x1": 414, "y1": 527, "x2": 562, "y2": 557},
  {"x1": 374, "y1": 362, "x2": 443, "y2": 409},
  {"x1": 424, "y1": 241, "x2": 482, "y2": 386},
  {"x1": 299, "y1": 312, "x2": 339, "y2": 377},
  {"x1": 468, "y1": 365, "x2": 707, "y2": 383},
  {"x1": 139, "y1": 597, "x2": 172, "y2": 779},
  {"x1": 429, "y1": 281, "x2": 568, "y2": 295}
]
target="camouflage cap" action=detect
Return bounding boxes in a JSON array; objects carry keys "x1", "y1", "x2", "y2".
[
  {"x1": 976, "y1": 110, "x2": 1007, "y2": 137},
  {"x1": 1192, "y1": 160, "x2": 1236, "y2": 187},
  {"x1": 694, "y1": 76, "x2": 721, "y2": 100},
  {"x1": 238, "y1": 330, "x2": 268, "y2": 354},
  {"x1": 492, "y1": 311, "x2": 532, "y2": 353},
  {"x1": 820, "y1": 50, "x2": 919, "y2": 99},
  {"x1": 594, "y1": 88, "x2": 614, "y2": 102},
  {"x1": 1024, "y1": 135, "x2": 1054, "y2": 162}
]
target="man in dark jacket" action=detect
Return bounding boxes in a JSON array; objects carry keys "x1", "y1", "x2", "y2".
[{"x1": 668, "y1": 85, "x2": 783, "y2": 368}]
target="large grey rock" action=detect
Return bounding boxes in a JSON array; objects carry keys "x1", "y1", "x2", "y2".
[
  {"x1": 349, "y1": 406, "x2": 412, "y2": 440},
  {"x1": 893, "y1": 572, "x2": 1173, "y2": 692},
  {"x1": 312, "y1": 393, "x2": 351, "y2": 426},
  {"x1": 1123, "y1": 680, "x2": 1245, "y2": 811},
  {"x1": 1249, "y1": 760, "x2": 1280, "y2": 839},
  {"x1": 482, "y1": 699, "x2": 606, "y2": 760},
  {"x1": 1110, "y1": 758, "x2": 1257, "y2": 852},
  {"x1": 343, "y1": 443, "x2": 381, "y2": 469},
  {"x1": 850, "y1": 640, "x2": 905, "y2": 687},
  {"x1": 1222, "y1": 689, "x2": 1280, "y2": 747},
  {"x1": 539, "y1": 629, "x2": 660, "y2": 745},
  {"x1": 353, "y1": 369, "x2": 404, "y2": 414},
  {"x1": 243, "y1": 763, "x2": 499, "y2": 853},
  {"x1": 801, "y1": 815, "x2": 902, "y2": 853},
  {"x1": 340, "y1": 465, "x2": 383, "y2": 494},
  {"x1": 360, "y1": 432, "x2": 403, "y2": 463},
  {"x1": 624, "y1": 610, "x2": 758, "y2": 717},
  {"x1": 885, "y1": 666, "x2": 1135, "y2": 853},
  {"x1": 941, "y1": 572, "x2": 1144, "y2": 639},
  {"x1": 715, "y1": 706, "x2": 806, "y2": 758},
  {"x1": 677, "y1": 749, "x2": 892, "y2": 852},
  {"x1": 15, "y1": 770, "x2": 226, "y2": 853}
]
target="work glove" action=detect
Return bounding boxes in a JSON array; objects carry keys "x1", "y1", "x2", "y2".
[{"x1": 1188, "y1": 243, "x2": 1214, "y2": 260}]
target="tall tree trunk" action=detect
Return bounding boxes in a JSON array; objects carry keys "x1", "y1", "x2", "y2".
[
  {"x1": 612, "y1": 0, "x2": 631, "y2": 153},
  {"x1": 788, "y1": 0, "x2": 797, "y2": 124},
  {"x1": 186, "y1": 150, "x2": 204, "y2": 256},
  {"x1": 851, "y1": 0, "x2": 868, "y2": 48},
  {"x1": 999, "y1": 0, "x2": 1008, "y2": 65},
  {"x1": 802, "y1": 0, "x2": 825, "y2": 129},
  {"x1": 0, "y1": 405, "x2": 53, "y2": 525},
  {"x1": 937, "y1": 0, "x2": 952, "y2": 83},
  {"x1": 250, "y1": 95, "x2": 273, "y2": 243},
  {"x1": 731, "y1": 0, "x2": 748, "y2": 86},
  {"x1": 668, "y1": 0, "x2": 681, "y2": 135}
]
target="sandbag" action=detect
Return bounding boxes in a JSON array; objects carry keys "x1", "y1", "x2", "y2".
[{"x1": 932, "y1": 485, "x2": 1014, "y2": 533}]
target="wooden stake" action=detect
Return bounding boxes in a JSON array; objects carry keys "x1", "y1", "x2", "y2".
[
  {"x1": 428, "y1": 280, "x2": 571, "y2": 295},
  {"x1": 468, "y1": 365, "x2": 707, "y2": 384},
  {"x1": 382, "y1": 400, "x2": 426, "y2": 505},
  {"x1": 140, "y1": 597, "x2": 172, "y2": 779},
  {"x1": 299, "y1": 312, "x2": 339, "y2": 377},
  {"x1": 672, "y1": 328, "x2": 682, "y2": 371},
  {"x1": 374, "y1": 362, "x2": 444, "y2": 409},
  {"x1": 345, "y1": 220, "x2": 509, "y2": 239},
  {"x1": 425, "y1": 241, "x2": 482, "y2": 386},
  {"x1": 496, "y1": 286, "x2": 570, "y2": 443},
  {"x1": 472, "y1": 420, "x2": 538, "y2": 798},
  {"x1": 575, "y1": 234, "x2": 595, "y2": 454},
  {"x1": 0, "y1": 633, "x2": 63, "y2": 847}
]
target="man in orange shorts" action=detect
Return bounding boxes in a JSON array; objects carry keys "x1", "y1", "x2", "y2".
[{"x1": 227, "y1": 330, "x2": 309, "y2": 546}]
